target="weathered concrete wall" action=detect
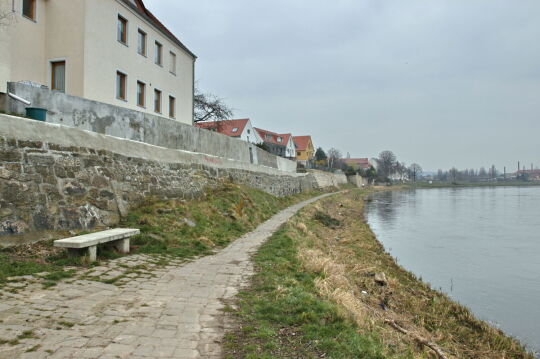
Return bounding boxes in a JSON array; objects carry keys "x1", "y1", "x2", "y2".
[
  {"x1": 309, "y1": 170, "x2": 348, "y2": 188},
  {"x1": 4, "y1": 83, "x2": 296, "y2": 172},
  {"x1": 347, "y1": 174, "x2": 369, "y2": 187},
  {"x1": 0, "y1": 115, "x2": 328, "y2": 239}
]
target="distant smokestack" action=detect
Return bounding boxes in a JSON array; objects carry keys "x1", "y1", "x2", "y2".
[{"x1": 518, "y1": 161, "x2": 520, "y2": 172}]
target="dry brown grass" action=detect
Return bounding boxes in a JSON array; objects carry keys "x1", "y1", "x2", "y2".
[{"x1": 291, "y1": 189, "x2": 534, "y2": 359}]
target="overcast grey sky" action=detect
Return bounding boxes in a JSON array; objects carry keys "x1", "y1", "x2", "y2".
[{"x1": 146, "y1": 0, "x2": 540, "y2": 171}]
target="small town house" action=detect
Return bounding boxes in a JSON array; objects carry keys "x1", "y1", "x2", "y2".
[
  {"x1": 293, "y1": 136, "x2": 315, "y2": 165},
  {"x1": 195, "y1": 119, "x2": 263, "y2": 144},
  {"x1": 255, "y1": 128, "x2": 296, "y2": 159}
]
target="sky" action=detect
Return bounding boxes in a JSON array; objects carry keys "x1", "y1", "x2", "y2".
[{"x1": 145, "y1": 0, "x2": 540, "y2": 172}]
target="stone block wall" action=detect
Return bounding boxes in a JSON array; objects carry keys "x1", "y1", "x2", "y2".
[
  {"x1": 347, "y1": 174, "x2": 369, "y2": 187},
  {"x1": 0, "y1": 115, "x2": 327, "y2": 240},
  {"x1": 309, "y1": 170, "x2": 348, "y2": 188}
]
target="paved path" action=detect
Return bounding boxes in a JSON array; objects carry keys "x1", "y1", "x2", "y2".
[{"x1": 0, "y1": 193, "x2": 334, "y2": 359}]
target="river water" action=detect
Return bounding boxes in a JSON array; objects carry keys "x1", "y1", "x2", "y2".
[{"x1": 365, "y1": 186, "x2": 540, "y2": 355}]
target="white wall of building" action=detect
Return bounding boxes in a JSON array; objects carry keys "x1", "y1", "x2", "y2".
[
  {"x1": 285, "y1": 137, "x2": 296, "y2": 158},
  {"x1": 240, "y1": 120, "x2": 263, "y2": 144},
  {"x1": 0, "y1": 0, "x2": 194, "y2": 125},
  {"x1": 84, "y1": 0, "x2": 194, "y2": 125}
]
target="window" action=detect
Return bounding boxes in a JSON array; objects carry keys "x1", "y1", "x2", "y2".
[
  {"x1": 265, "y1": 134, "x2": 272, "y2": 140},
  {"x1": 117, "y1": 15, "x2": 128, "y2": 44},
  {"x1": 137, "y1": 81, "x2": 145, "y2": 107},
  {"x1": 22, "y1": 0, "x2": 36, "y2": 21},
  {"x1": 137, "y1": 29, "x2": 147, "y2": 56},
  {"x1": 169, "y1": 96, "x2": 176, "y2": 118},
  {"x1": 277, "y1": 137, "x2": 283, "y2": 143},
  {"x1": 155, "y1": 41, "x2": 163, "y2": 65},
  {"x1": 232, "y1": 128, "x2": 238, "y2": 133},
  {"x1": 154, "y1": 89, "x2": 162, "y2": 113},
  {"x1": 116, "y1": 71, "x2": 127, "y2": 100},
  {"x1": 170, "y1": 52, "x2": 176, "y2": 74},
  {"x1": 51, "y1": 61, "x2": 66, "y2": 92}
]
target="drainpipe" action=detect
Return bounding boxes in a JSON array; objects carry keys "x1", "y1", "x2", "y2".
[{"x1": 8, "y1": 93, "x2": 31, "y2": 106}]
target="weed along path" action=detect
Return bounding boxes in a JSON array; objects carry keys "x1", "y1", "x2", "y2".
[{"x1": 0, "y1": 192, "x2": 336, "y2": 359}]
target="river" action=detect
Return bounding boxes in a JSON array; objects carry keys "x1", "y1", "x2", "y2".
[{"x1": 365, "y1": 186, "x2": 540, "y2": 355}]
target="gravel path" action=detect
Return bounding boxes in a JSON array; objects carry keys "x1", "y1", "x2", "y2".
[{"x1": 0, "y1": 192, "x2": 334, "y2": 359}]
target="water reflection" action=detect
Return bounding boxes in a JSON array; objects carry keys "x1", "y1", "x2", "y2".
[{"x1": 365, "y1": 186, "x2": 540, "y2": 356}]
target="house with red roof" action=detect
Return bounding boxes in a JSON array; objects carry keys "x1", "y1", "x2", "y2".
[
  {"x1": 343, "y1": 158, "x2": 372, "y2": 170},
  {"x1": 1, "y1": 0, "x2": 195, "y2": 124},
  {"x1": 293, "y1": 136, "x2": 315, "y2": 165},
  {"x1": 255, "y1": 128, "x2": 296, "y2": 159},
  {"x1": 195, "y1": 119, "x2": 263, "y2": 144}
]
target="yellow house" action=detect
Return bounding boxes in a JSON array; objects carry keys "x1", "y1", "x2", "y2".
[
  {"x1": 293, "y1": 136, "x2": 315, "y2": 165},
  {"x1": 0, "y1": 0, "x2": 195, "y2": 125}
]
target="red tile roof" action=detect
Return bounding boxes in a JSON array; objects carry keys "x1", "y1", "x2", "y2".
[
  {"x1": 255, "y1": 128, "x2": 291, "y2": 146},
  {"x1": 344, "y1": 158, "x2": 371, "y2": 169},
  {"x1": 195, "y1": 119, "x2": 249, "y2": 137},
  {"x1": 293, "y1": 136, "x2": 312, "y2": 151},
  {"x1": 122, "y1": 0, "x2": 196, "y2": 59}
]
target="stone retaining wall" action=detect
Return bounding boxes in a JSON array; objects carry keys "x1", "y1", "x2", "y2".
[{"x1": 0, "y1": 115, "x2": 345, "y2": 241}]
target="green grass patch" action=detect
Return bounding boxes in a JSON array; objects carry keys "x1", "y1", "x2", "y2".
[
  {"x1": 0, "y1": 183, "x2": 329, "y2": 289},
  {"x1": 223, "y1": 227, "x2": 386, "y2": 359},
  {"x1": 121, "y1": 183, "x2": 326, "y2": 260}
]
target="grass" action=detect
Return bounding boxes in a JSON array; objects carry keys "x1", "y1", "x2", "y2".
[
  {"x1": 0, "y1": 183, "x2": 329, "y2": 288},
  {"x1": 121, "y1": 183, "x2": 326, "y2": 259},
  {"x1": 223, "y1": 213, "x2": 388, "y2": 358},
  {"x1": 224, "y1": 189, "x2": 534, "y2": 359}
]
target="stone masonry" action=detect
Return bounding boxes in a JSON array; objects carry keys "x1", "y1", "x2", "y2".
[{"x1": 0, "y1": 135, "x2": 316, "y2": 237}]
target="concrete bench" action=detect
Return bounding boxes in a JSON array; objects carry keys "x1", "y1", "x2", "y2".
[{"x1": 54, "y1": 228, "x2": 140, "y2": 261}]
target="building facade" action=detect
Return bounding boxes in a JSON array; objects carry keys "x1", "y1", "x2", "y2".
[
  {"x1": 195, "y1": 119, "x2": 263, "y2": 144},
  {"x1": 0, "y1": 0, "x2": 195, "y2": 125},
  {"x1": 293, "y1": 136, "x2": 315, "y2": 165},
  {"x1": 255, "y1": 128, "x2": 296, "y2": 159}
]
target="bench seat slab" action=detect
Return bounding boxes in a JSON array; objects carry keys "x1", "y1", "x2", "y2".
[{"x1": 54, "y1": 229, "x2": 140, "y2": 249}]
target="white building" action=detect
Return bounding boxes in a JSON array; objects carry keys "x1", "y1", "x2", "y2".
[
  {"x1": 0, "y1": 0, "x2": 195, "y2": 125},
  {"x1": 195, "y1": 119, "x2": 263, "y2": 145}
]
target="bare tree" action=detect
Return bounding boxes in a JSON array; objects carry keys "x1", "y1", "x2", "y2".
[
  {"x1": 193, "y1": 86, "x2": 233, "y2": 124},
  {"x1": 394, "y1": 161, "x2": 407, "y2": 181},
  {"x1": 408, "y1": 163, "x2": 423, "y2": 182},
  {"x1": 327, "y1": 148, "x2": 342, "y2": 169},
  {"x1": 375, "y1": 150, "x2": 397, "y2": 181}
]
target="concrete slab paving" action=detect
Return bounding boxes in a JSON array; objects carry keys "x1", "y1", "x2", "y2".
[{"x1": 0, "y1": 193, "x2": 334, "y2": 358}]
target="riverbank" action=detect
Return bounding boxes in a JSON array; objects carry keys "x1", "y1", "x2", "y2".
[
  {"x1": 405, "y1": 181, "x2": 540, "y2": 189},
  {"x1": 223, "y1": 188, "x2": 534, "y2": 358}
]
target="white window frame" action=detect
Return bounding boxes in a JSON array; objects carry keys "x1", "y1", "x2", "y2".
[
  {"x1": 49, "y1": 58, "x2": 67, "y2": 93},
  {"x1": 169, "y1": 51, "x2": 177, "y2": 75},
  {"x1": 116, "y1": 70, "x2": 128, "y2": 101},
  {"x1": 21, "y1": 0, "x2": 37, "y2": 22},
  {"x1": 137, "y1": 28, "x2": 147, "y2": 56},
  {"x1": 117, "y1": 15, "x2": 129, "y2": 46},
  {"x1": 155, "y1": 41, "x2": 163, "y2": 66}
]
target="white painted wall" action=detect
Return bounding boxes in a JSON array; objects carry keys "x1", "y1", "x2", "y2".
[
  {"x1": 0, "y1": 0, "x2": 195, "y2": 125},
  {"x1": 285, "y1": 137, "x2": 296, "y2": 158},
  {"x1": 84, "y1": 0, "x2": 194, "y2": 125},
  {"x1": 240, "y1": 120, "x2": 263, "y2": 144}
]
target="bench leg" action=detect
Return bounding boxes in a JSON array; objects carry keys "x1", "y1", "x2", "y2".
[
  {"x1": 87, "y1": 246, "x2": 97, "y2": 262},
  {"x1": 115, "y1": 238, "x2": 130, "y2": 254}
]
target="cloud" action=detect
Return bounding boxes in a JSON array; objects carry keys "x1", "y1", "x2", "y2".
[{"x1": 146, "y1": 0, "x2": 540, "y2": 170}]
